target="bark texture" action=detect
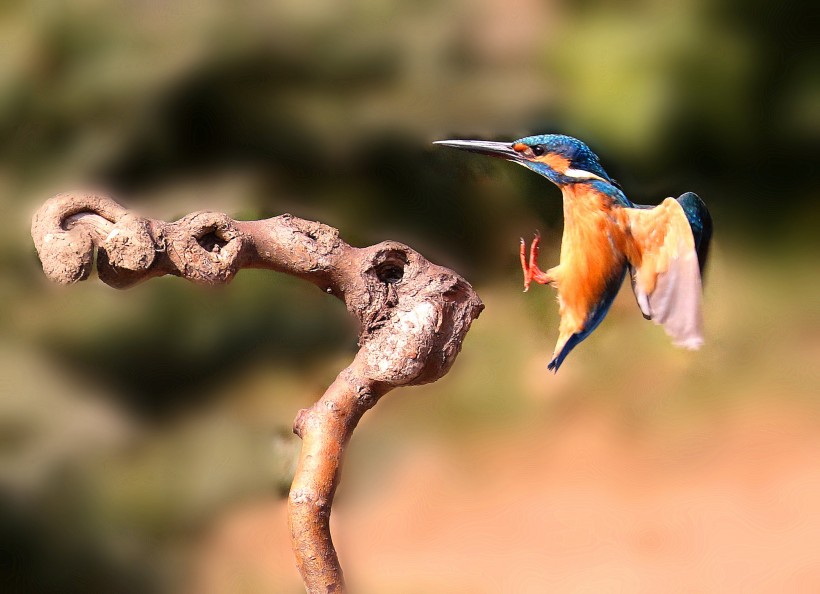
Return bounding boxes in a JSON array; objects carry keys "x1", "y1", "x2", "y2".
[{"x1": 31, "y1": 191, "x2": 484, "y2": 593}]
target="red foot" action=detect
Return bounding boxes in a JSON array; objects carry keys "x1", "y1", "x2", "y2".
[{"x1": 520, "y1": 233, "x2": 552, "y2": 292}]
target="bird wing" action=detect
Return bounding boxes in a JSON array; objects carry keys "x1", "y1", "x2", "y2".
[
  {"x1": 625, "y1": 194, "x2": 709, "y2": 349},
  {"x1": 675, "y1": 192, "x2": 713, "y2": 277}
]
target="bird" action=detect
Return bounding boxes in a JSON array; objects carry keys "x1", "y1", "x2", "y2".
[{"x1": 434, "y1": 134, "x2": 712, "y2": 372}]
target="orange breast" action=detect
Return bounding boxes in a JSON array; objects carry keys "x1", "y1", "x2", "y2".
[{"x1": 555, "y1": 185, "x2": 629, "y2": 334}]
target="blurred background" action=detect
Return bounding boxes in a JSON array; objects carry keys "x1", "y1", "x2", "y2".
[{"x1": 2, "y1": 0, "x2": 819, "y2": 592}]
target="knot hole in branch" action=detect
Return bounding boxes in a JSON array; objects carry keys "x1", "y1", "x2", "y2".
[
  {"x1": 196, "y1": 226, "x2": 230, "y2": 253},
  {"x1": 359, "y1": 247, "x2": 412, "y2": 336},
  {"x1": 169, "y1": 212, "x2": 245, "y2": 285},
  {"x1": 374, "y1": 250, "x2": 407, "y2": 285}
]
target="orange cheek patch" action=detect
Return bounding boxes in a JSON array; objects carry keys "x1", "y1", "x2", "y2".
[
  {"x1": 512, "y1": 142, "x2": 529, "y2": 153},
  {"x1": 534, "y1": 153, "x2": 570, "y2": 173}
]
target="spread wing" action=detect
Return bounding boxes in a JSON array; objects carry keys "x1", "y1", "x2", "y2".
[
  {"x1": 676, "y1": 192, "x2": 713, "y2": 277},
  {"x1": 626, "y1": 193, "x2": 711, "y2": 349}
]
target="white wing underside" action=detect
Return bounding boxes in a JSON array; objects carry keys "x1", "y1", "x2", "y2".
[{"x1": 627, "y1": 199, "x2": 704, "y2": 349}]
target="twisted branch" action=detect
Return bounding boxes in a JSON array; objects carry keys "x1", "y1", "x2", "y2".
[{"x1": 31, "y1": 192, "x2": 484, "y2": 593}]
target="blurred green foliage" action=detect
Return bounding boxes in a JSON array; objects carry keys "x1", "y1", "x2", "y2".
[{"x1": 1, "y1": 0, "x2": 817, "y2": 592}]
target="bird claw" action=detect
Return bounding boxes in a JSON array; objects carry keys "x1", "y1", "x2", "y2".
[
  {"x1": 520, "y1": 232, "x2": 551, "y2": 290},
  {"x1": 520, "y1": 236, "x2": 532, "y2": 291}
]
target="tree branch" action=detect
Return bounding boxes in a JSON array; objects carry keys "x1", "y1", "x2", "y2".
[{"x1": 31, "y1": 191, "x2": 484, "y2": 593}]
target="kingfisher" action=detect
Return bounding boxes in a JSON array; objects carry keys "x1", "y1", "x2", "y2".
[{"x1": 435, "y1": 134, "x2": 712, "y2": 372}]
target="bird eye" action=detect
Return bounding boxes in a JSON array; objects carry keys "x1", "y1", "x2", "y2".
[{"x1": 531, "y1": 145, "x2": 545, "y2": 157}]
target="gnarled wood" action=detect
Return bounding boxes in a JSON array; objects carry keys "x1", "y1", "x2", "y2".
[{"x1": 31, "y1": 192, "x2": 484, "y2": 593}]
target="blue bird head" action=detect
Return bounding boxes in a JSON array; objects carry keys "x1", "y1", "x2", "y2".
[{"x1": 435, "y1": 133, "x2": 613, "y2": 187}]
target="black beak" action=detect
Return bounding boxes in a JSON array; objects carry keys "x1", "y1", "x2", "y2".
[{"x1": 433, "y1": 139, "x2": 520, "y2": 161}]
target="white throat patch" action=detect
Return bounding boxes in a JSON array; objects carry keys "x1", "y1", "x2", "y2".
[{"x1": 564, "y1": 168, "x2": 608, "y2": 182}]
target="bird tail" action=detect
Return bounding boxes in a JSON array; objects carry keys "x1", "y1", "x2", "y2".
[{"x1": 548, "y1": 335, "x2": 582, "y2": 372}]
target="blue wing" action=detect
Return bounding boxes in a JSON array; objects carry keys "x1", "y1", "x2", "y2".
[
  {"x1": 632, "y1": 192, "x2": 712, "y2": 274},
  {"x1": 627, "y1": 194, "x2": 709, "y2": 349},
  {"x1": 676, "y1": 192, "x2": 712, "y2": 277}
]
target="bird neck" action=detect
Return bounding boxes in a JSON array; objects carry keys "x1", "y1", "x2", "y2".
[
  {"x1": 558, "y1": 179, "x2": 632, "y2": 208},
  {"x1": 560, "y1": 183, "x2": 612, "y2": 223}
]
